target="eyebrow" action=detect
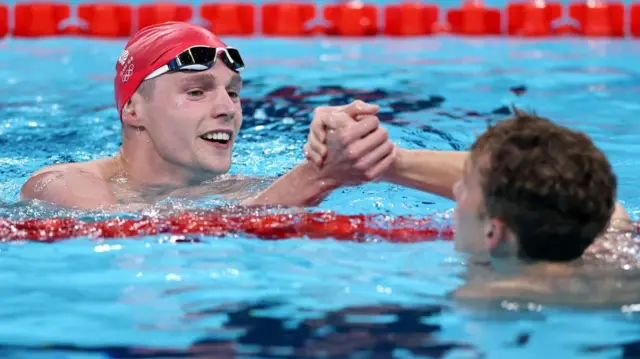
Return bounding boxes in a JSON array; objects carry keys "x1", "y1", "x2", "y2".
[
  {"x1": 180, "y1": 72, "x2": 242, "y2": 88},
  {"x1": 228, "y1": 73, "x2": 243, "y2": 88},
  {"x1": 180, "y1": 73, "x2": 215, "y2": 86}
]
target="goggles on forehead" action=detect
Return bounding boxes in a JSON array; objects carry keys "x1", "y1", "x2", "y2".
[{"x1": 144, "y1": 46, "x2": 245, "y2": 80}]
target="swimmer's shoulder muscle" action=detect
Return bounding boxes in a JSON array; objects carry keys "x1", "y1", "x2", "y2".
[{"x1": 20, "y1": 167, "x2": 117, "y2": 209}]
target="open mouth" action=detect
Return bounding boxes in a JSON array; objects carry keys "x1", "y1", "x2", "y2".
[{"x1": 199, "y1": 130, "x2": 233, "y2": 145}]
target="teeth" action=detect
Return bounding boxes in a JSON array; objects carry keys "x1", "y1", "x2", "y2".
[{"x1": 203, "y1": 132, "x2": 231, "y2": 141}]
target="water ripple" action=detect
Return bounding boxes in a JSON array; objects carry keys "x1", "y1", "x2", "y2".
[{"x1": 1, "y1": 37, "x2": 640, "y2": 358}]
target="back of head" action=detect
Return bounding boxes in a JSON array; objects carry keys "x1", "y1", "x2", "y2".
[{"x1": 470, "y1": 109, "x2": 617, "y2": 262}]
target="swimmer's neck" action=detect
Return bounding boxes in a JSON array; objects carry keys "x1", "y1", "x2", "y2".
[
  {"x1": 115, "y1": 138, "x2": 220, "y2": 189},
  {"x1": 490, "y1": 256, "x2": 580, "y2": 276}
]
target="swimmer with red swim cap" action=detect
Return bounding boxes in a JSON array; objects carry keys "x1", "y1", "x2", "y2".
[{"x1": 20, "y1": 22, "x2": 395, "y2": 209}]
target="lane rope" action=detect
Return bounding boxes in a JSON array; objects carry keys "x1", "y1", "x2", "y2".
[{"x1": 0, "y1": 211, "x2": 455, "y2": 243}]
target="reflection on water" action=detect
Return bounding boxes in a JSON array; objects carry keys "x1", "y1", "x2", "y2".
[
  {"x1": 0, "y1": 299, "x2": 638, "y2": 358},
  {"x1": 2, "y1": 37, "x2": 640, "y2": 358},
  {"x1": 0, "y1": 301, "x2": 494, "y2": 358}
]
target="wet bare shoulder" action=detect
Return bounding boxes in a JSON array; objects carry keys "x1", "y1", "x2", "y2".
[
  {"x1": 454, "y1": 277, "x2": 554, "y2": 302},
  {"x1": 20, "y1": 166, "x2": 117, "y2": 209},
  {"x1": 30, "y1": 158, "x2": 116, "y2": 179},
  {"x1": 608, "y1": 202, "x2": 634, "y2": 231},
  {"x1": 454, "y1": 265, "x2": 640, "y2": 309}
]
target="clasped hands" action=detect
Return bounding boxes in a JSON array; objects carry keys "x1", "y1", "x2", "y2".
[{"x1": 303, "y1": 100, "x2": 397, "y2": 187}]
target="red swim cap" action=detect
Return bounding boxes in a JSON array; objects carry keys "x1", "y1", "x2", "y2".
[{"x1": 114, "y1": 21, "x2": 228, "y2": 118}]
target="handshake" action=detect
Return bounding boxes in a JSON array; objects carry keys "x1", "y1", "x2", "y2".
[{"x1": 302, "y1": 100, "x2": 398, "y2": 188}]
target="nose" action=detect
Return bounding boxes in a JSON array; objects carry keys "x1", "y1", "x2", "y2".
[{"x1": 210, "y1": 87, "x2": 236, "y2": 121}]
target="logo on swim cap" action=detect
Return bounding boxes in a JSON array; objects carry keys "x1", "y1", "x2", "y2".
[
  {"x1": 117, "y1": 49, "x2": 130, "y2": 66},
  {"x1": 121, "y1": 63, "x2": 135, "y2": 83},
  {"x1": 118, "y1": 50, "x2": 135, "y2": 83}
]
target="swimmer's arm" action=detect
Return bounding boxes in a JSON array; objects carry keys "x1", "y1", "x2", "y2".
[
  {"x1": 381, "y1": 148, "x2": 468, "y2": 200},
  {"x1": 382, "y1": 149, "x2": 633, "y2": 226},
  {"x1": 19, "y1": 170, "x2": 119, "y2": 210},
  {"x1": 241, "y1": 161, "x2": 337, "y2": 207}
]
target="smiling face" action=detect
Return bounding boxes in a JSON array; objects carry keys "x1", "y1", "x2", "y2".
[{"x1": 133, "y1": 60, "x2": 243, "y2": 178}]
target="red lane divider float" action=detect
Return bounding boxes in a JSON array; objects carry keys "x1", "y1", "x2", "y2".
[
  {"x1": 569, "y1": 0, "x2": 624, "y2": 37},
  {"x1": 448, "y1": 0, "x2": 501, "y2": 35},
  {"x1": 384, "y1": 2, "x2": 440, "y2": 36},
  {"x1": 262, "y1": 2, "x2": 316, "y2": 36},
  {"x1": 13, "y1": 2, "x2": 70, "y2": 37},
  {"x1": 632, "y1": 3, "x2": 640, "y2": 37},
  {"x1": 137, "y1": 3, "x2": 192, "y2": 31},
  {"x1": 507, "y1": 1, "x2": 562, "y2": 36},
  {"x1": 77, "y1": 3, "x2": 133, "y2": 37},
  {"x1": 0, "y1": 3, "x2": 7, "y2": 38},
  {"x1": 2, "y1": 1, "x2": 640, "y2": 39},
  {"x1": 201, "y1": 3, "x2": 254, "y2": 36},
  {"x1": 324, "y1": 2, "x2": 378, "y2": 36},
  {"x1": 0, "y1": 211, "x2": 454, "y2": 243}
]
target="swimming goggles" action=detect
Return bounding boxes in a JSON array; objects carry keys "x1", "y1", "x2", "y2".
[{"x1": 144, "y1": 45, "x2": 245, "y2": 80}]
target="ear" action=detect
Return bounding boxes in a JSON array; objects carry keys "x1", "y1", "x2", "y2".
[
  {"x1": 120, "y1": 93, "x2": 147, "y2": 129},
  {"x1": 485, "y1": 218, "x2": 509, "y2": 256}
]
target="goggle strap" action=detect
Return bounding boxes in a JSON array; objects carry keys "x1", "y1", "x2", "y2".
[
  {"x1": 142, "y1": 47, "x2": 244, "y2": 81},
  {"x1": 144, "y1": 64, "x2": 170, "y2": 80}
]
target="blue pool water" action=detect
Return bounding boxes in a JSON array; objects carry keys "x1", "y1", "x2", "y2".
[{"x1": 2, "y1": 30, "x2": 640, "y2": 359}]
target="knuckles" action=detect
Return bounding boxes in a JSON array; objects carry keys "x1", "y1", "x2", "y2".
[
  {"x1": 384, "y1": 140, "x2": 394, "y2": 153},
  {"x1": 368, "y1": 116, "x2": 380, "y2": 129},
  {"x1": 354, "y1": 160, "x2": 368, "y2": 171},
  {"x1": 363, "y1": 171, "x2": 378, "y2": 181},
  {"x1": 345, "y1": 143, "x2": 360, "y2": 161},
  {"x1": 376, "y1": 127, "x2": 388, "y2": 142},
  {"x1": 338, "y1": 130, "x2": 353, "y2": 147}
]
